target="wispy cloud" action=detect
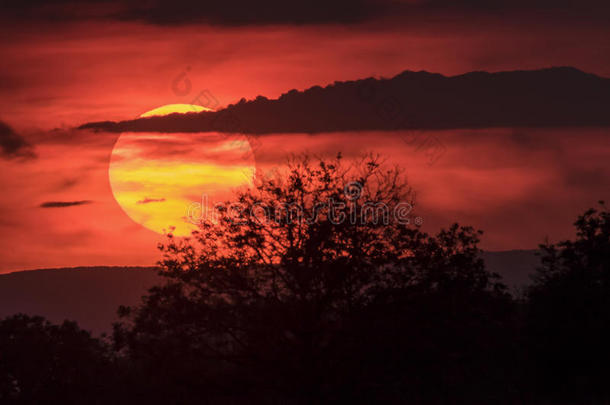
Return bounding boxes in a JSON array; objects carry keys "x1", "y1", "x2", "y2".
[
  {"x1": 136, "y1": 197, "x2": 166, "y2": 204},
  {"x1": 0, "y1": 120, "x2": 35, "y2": 159},
  {"x1": 39, "y1": 200, "x2": 93, "y2": 208}
]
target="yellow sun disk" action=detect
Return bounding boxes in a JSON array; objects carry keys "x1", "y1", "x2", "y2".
[
  {"x1": 108, "y1": 104, "x2": 255, "y2": 236},
  {"x1": 140, "y1": 103, "x2": 212, "y2": 117}
]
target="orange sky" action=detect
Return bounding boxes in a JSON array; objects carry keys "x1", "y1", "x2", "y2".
[
  {"x1": 1, "y1": 17, "x2": 609, "y2": 272},
  {"x1": 3, "y1": 18, "x2": 610, "y2": 129}
]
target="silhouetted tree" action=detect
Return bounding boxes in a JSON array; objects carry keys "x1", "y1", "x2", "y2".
[
  {"x1": 115, "y1": 154, "x2": 513, "y2": 404},
  {"x1": 0, "y1": 314, "x2": 113, "y2": 405},
  {"x1": 526, "y1": 202, "x2": 610, "y2": 403}
]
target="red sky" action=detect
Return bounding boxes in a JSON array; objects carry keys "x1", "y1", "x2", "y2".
[{"x1": 0, "y1": 14, "x2": 609, "y2": 272}]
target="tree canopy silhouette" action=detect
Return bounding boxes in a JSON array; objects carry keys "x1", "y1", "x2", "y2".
[
  {"x1": 1, "y1": 157, "x2": 609, "y2": 404},
  {"x1": 114, "y1": 154, "x2": 513, "y2": 404},
  {"x1": 526, "y1": 202, "x2": 610, "y2": 403},
  {"x1": 0, "y1": 314, "x2": 112, "y2": 404}
]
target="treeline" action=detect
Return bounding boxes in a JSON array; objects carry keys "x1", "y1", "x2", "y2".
[{"x1": 1, "y1": 156, "x2": 609, "y2": 404}]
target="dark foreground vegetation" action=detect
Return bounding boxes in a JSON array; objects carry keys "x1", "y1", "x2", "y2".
[{"x1": 1, "y1": 155, "x2": 609, "y2": 404}]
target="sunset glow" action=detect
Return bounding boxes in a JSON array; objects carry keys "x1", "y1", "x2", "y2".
[
  {"x1": 3, "y1": 1, "x2": 610, "y2": 402},
  {"x1": 0, "y1": 9, "x2": 609, "y2": 273}
]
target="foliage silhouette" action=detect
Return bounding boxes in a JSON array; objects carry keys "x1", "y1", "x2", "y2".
[
  {"x1": 2, "y1": 156, "x2": 609, "y2": 404},
  {"x1": 114, "y1": 154, "x2": 514, "y2": 404},
  {"x1": 526, "y1": 202, "x2": 610, "y2": 403},
  {"x1": 0, "y1": 314, "x2": 113, "y2": 404}
]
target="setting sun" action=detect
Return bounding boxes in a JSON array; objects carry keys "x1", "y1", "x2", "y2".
[
  {"x1": 139, "y1": 103, "x2": 212, "y2": 117},
  {"x1": 109, "y1": 104, "x2": 255, "y2": 236}
]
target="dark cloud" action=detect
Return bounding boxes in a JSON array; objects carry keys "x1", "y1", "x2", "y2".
[
  {"x1": 562, "y1": 166, "x2": 609, "y2": 192},
  {"x1": 80, "y1": 67, "x2": 610, "y2": 135},
  {"x1": 116, "y1": 0, "x2": 383, "y2": 25},
  {"x1": 3, "y1": 0, "x2": 609, "y2": 25},
  {"x1": 55, "y1": 178, "x2": 80, "y2": 191},
  {"x1": 136, "y1": 197, "x2": 166, "y2": 204},
  {"x1": 0, "y1": 121, "x2": 35, "y2": 159},
  {"x1": 39, "y1": 200, "x2": 93, "y2": 208},
  {"x1": 2, "y1": 0, "x2": 384, "y2": 25}
]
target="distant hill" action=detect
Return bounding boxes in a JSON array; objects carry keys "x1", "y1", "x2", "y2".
[
  {"x1": 0, "y1": 252, "x2": 540, "y2": 335},
  {"x1": 0, "y1": 267, "x2": 161, "y2": 336}
]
